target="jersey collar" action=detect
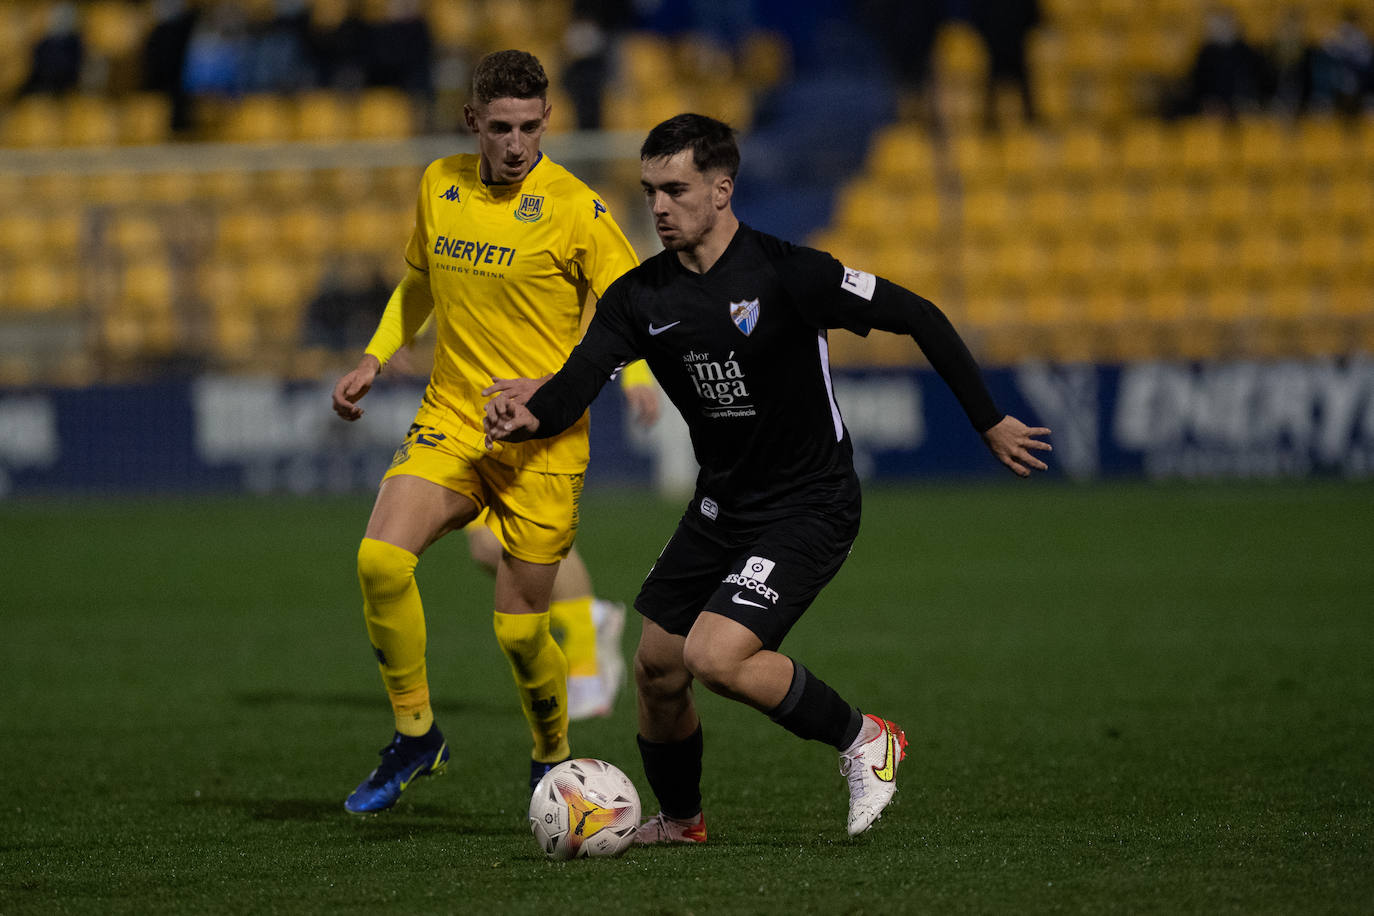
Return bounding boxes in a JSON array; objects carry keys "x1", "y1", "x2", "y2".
[{"x1": 480, "y1": 150, "x2": 545, "y2": 187}]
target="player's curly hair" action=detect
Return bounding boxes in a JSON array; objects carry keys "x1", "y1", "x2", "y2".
[
  {"x1": 471, "y1": 50, "x2": 548, "y2": 105},
  {"x1": 641, "y1": 113, "x2": 740, "y2": 180}
]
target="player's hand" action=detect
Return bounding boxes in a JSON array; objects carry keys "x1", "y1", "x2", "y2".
[
  {"x1": 332, "y1": 355, "x2": 382, "y2": 421},
  {"x1": 623, "y1": 384, "x2": 661, "y2": 427},
  {"x1": 982, "y1": 415, "x2": 1052, "y2": 477},
  {"x1": 483, "y1": 393, "x2": 541, "y2": 447},
  {"x1": 481, "y1": 374, "x2": 551, "y2": 405}
]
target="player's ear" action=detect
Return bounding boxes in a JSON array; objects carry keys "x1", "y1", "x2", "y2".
[
  {"x1": 713, "y1": 174, "x2": 734, "y2": 210},
  {"x1": 463, "y1": 103, "x2": 478, "y2": 132}
]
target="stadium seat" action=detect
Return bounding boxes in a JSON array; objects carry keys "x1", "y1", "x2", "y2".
[
  {"x1": 119, "y1": 93, "x2": 173, "y2": 146},
  {"x1": 61, "y1": 95, "x2": 121, "y2": 147},
  {"x1": 1, "y1": 96, "x2": 64, "y2": 148},
  {"x1": 357, "y1": 89, "x2": 416, "y2": 139},
  {"x1": 1295, "y1": 118, "x2": 1351, "y2": 174},
  {"x1": 6, "y1": 261, "x2": 80, "y2": 312},
  {"x1": 222, "y1": 96, "x2": 295, "y2": 144},
  {"x1": 296, "y1": 91, "x2": 356, "y2": 142}
]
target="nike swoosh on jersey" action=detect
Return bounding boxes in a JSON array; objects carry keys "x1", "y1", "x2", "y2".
[
  {"x1": 730, "y1": 591, "x2": 768, "y2": 609},
  {"x1": 648, "y1": 320, "x2": 681, "y2": 336}
]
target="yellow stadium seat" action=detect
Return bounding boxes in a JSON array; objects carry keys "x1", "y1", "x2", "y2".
[
  {"x1": 933, "y1": 21, "x2": 988, "y2": 80},
  {"x1": 118, "y1": 93, "x2": 173, "y2": 145},
  {"x1": 619, "y1": 33, "x2": 676, "y2": 89},
  {"x1": 739, "y1": 30, "x2": 790, "y2": 89},
  {"x1": 6, "y1": 261, "x2": 80, "y2": 312},
  {"x1": 61, "y1": 95, "x2": 121, "y2": 147},
  {"x1": 0, "y1": 214, "x2": 43, "y2": 256},
  {"x1": 1143, "y1": 183, "x2": 1191, "y2": 233},
  {"x1": 108, "y1": 212, "x2": 165, "y2": 257},
  {"x1": 296, "y1": 91, "x2": 356, "y2": 141},
  {"x1": 119, "y1": 257, "x2": 175, "y2": 314},
  {"x1": 1, "y1": 96, "x2": 64, "y2": 148},
  {"x1": 1085, "y1": 185, "x2": 1133, "y2": 235},
  {"x1": 1235, "y1": 115, "x2": 1292, "y2": 177},
  {"x1": 995, "y1": 237, "x2": 1049, "y2": 287},
  {"x1": 222, "y1": 95, "x2": 295, "y2": 143},
  {"x1": 1331, "y1": 175, "x2": 1374, "y2": 228},
  {"x1": 961, "y1": 186, "x2": 1015, "y2": 240},
  {"x1": 1058, "y1": 125, "x2": 1111, "y2": 179},
  {"x1": 1295, "y1": 118, "x2": 1352, "y2": 174},
  {"x1": 1236, "y1": 229, "x2": 1286, "y2": 283},
  {"x1": 1120, "y1": 119, "x2": 1166, "y2": 176},
  {"x1": 1296, "y1": 228, "x2": 1342, "y2": 280},
  {"x1": 139, "y1": 169, "x2": 198, "y2": 204},
  {"x1": 216, "y1": 206, "x2": 280, "y2": 257},
  {"x1": 1201, "y1": 178, "x2": 1251, "y2": 231},
  {"x1": 357, "y1": 89, "x2": 416, "y2": 139},
  {"x1": 1174, "y1": 117, "x2": 1230, "y2": 177},
  {"x1": 996, "y1": 128, "x2": 1051, "y2": 185},
  {"x1": 948, "y1": 132, "x2": 999, "y2": 187},
  {"x1": 81, "y1": 1, "x2": 147, "y2": 59},
  {"x1": 427, "y1": 0, "x2": 478, "y2": 48}
]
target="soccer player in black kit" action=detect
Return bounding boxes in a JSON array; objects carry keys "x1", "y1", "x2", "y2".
[{"x1": 485, "y1": 113, "x2": 1052, "y2": 840}]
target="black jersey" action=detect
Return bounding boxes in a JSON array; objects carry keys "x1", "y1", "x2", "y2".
[{"x1": 526, "y1": 224, "x2": 1003, "y2": 513}]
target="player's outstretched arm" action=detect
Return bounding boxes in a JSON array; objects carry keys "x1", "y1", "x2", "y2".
[
  {"x1": 331, "y1": 354, "x2": 381, "y2": 421},
  {"x1": 484, "y1": 393, "x2": 541, "y2": 446},
  {"x1": 981, "y1": 415, "x2": 1052, "y2": 477}
]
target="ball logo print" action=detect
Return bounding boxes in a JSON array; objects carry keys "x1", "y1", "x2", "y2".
[
  {"x1": 744, "y1": 556, "x2": 775, "y2": 582},
  {"x1": 528, "y1": 759, "x2": 641, "y2": 860}
]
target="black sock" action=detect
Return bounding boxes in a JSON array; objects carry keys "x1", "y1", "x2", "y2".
[
  {"x1": 769, "y1": 661, "x2": 863, "y2": 750},
  {"x1": 637, "y1": 725, "x2": 704, "y2": 819}
]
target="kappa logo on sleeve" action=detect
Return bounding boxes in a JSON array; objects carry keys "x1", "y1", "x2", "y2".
[{"x1": 841, "y1": 266, "x2": 877, "y2": 301}]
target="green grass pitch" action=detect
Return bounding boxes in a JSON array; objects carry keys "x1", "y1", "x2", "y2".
[{"x1": 3, "y1": 481, "x2": 1372, "y2": 914}]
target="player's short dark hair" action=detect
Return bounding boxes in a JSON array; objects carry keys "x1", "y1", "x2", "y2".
[
  {"x1": 471, "y1": 50, "x2": 548, "y2": 105},
  {"x1": 641, "y1": 114, "x2": 740, "y2": 180}
]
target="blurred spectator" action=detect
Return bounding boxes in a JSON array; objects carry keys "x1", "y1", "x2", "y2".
[
  {"x1": 142, "y1": 0, "x2": 199, "y2": 131},
  {"x1": 859, "y1": 0, "x2": 950, "y2": 126},
  {"x1": 182, "y1": 3, "x2": 251, "y2": 97},
  {"x1": 1309, "y1": 8, "x2": 1373, "y2": 115},
  {"x1": 304, "y1": 260, "x2": 392, "y2": 352},
  {"x1": 1266, "y1": 7, "x2": 1316, "y2": 115},
  {"x1": 1182, "y1": 6, "x2": 1267, "y2": 117},
  {"x1": 309, "y1": 0, "x2": 368, "y2": 90},
  {"x1": 561, "y1": 0, "x2": 634, "y2": 129},
  {"x1": 365, "y1": 0, "x2": 434, "y2": 99},
  {"x1": 245, "y1": 0, "x2": 314, "y2": 94},
  {"x1": 967, "y1": 0, "x2": 1041, "y2": 130},
  {"x1": 18, "y1": 2, "x2": 85, "y2": 96}
]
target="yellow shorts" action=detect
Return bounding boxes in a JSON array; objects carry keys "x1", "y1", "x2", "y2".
[{"x1": 383, "y1": 407, "x2": 583, "y2": 565}]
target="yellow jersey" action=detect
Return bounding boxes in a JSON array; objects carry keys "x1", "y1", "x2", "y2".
[{"x1": 368, "y1": 152, "x2": 640, "y2": 473}]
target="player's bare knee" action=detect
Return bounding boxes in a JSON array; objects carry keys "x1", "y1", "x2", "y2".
[
  {"x1": 681, "y1": 640, "x2": 739, "y2": 696},
  {"x1": 634, "y1": 646, "x2": 689, "y2": 701}
]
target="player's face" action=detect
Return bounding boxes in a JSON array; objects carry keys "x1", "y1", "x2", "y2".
[
  {"x1": 641, "y1": 150, "x2": 731, "y2": 252},
  {"x1": 465, "y1": 96, "x2": 550, "y2": 184}
]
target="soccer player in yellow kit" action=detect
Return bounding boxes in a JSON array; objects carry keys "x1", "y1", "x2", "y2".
[{"x1": 329, "y1": 50, "x2": 642, "y2": 814}]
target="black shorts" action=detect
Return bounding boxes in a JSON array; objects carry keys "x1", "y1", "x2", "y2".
[{"x1": 634, "y1": 487, "x2": 862, "y2": 651}]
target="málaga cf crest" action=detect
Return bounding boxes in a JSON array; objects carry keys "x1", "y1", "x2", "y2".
[
  {"x1": 515, "y1": 193, "x2": 545, "y2": 222},
  {"x1": 730, "y1": 298, "x2": 760, "y2": 336}
]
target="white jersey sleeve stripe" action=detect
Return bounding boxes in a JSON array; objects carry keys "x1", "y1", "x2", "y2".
[{"x1": 817, "y1": 332, "x2": 843, "y2": 442}]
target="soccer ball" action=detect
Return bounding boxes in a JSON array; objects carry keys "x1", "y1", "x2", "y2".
[{"x1": 528, "y1": 758, "x2": 641, "y2": 860}]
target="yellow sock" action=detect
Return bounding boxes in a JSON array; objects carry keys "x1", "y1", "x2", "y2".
[
  {"x1": 493, "y1": 610, "x2": 570, "y2": 762},
  {"x1": 357, "y1": 537, "x2": 433, "y2": 737},
  {"x1": 549, "y1": 596, "x2": 598, "y2": 678}
]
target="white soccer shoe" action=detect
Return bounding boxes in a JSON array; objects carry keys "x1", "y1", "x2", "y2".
[
  {"x1": 634, "y1": 810, "x2": 707, "y2": 844},
  {"x1": 839, "y1": 714, "x2": 908, "y2": 836},
  {"x1": 566, "y1": 600, "x2": 627, "y2": 721}
]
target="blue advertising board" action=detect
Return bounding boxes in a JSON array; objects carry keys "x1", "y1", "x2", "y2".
[{"x1": 2, "y1": 359, "x2": 1372, "y2": 497}]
